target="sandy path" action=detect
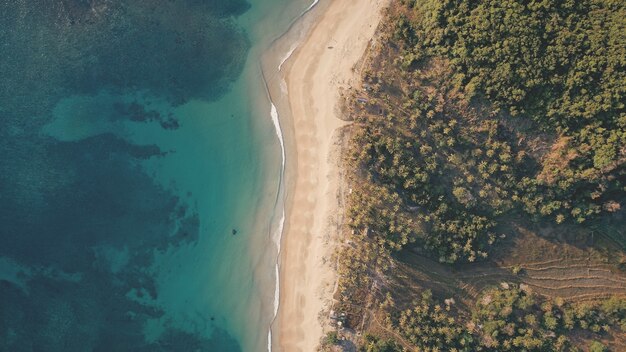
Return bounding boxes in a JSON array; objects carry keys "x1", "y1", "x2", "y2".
[{"x1": 277, "y1": 0, "x2": 388, "y2": 350}]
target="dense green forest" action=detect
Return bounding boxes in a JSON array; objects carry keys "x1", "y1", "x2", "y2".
[
  {"x1": 395, "y1": 0, "x2": 625, "y2": 227},
  {"x1": 345, "y1": 0, "x2": 625, "y2": 264},
  {"x1": 330, "y1": 0, "x2": 626, "y2": 350}
]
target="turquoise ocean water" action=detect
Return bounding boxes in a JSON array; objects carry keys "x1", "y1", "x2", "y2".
[{"x1": 0, "y1": 0, "x2": 311, "y2": 351}]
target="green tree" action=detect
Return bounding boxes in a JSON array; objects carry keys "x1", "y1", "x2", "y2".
[{"x1": 589, "y1": 341, "x2": 607, "y2": 352}]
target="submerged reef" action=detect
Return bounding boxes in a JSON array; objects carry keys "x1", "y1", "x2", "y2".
[{"x1": 0, "y1": 0, "x2": 250, "y2": 350}]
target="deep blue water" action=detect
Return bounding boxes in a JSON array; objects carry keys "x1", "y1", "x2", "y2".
[{"x1": 0, "y1": 0, "x2": 308, "y2": 351}]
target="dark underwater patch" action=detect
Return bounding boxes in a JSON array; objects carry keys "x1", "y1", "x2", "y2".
[{"x1": 0, "y1": 0, "x2": 249, "y2": 350}]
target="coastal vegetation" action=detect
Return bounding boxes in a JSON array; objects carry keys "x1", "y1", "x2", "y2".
[
  {"x1": 374, "y1": 285, "x2": 626, "y2": 352},
  {"x1": 328, "y1": 0, "x2": 626, "y2": 350}
]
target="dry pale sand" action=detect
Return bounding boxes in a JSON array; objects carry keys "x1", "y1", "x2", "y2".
[{"x1": 277, "y1": 0, "x2": 388, "y2": 351}]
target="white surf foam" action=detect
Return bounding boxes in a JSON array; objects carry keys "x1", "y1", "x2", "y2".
[
  {"x1": 304, "y1": 0, "x2": 319, "y2": 13},
  {"x1": 278, "y1": 43, "x2": 299, "y2": 72},
  {"x1": 266, "y1": 212, "x2": 282, "y2": 351},
  {"x1": 277, "y1": 0, "x2": 321, "y2": 72},
  {"x1": 267, "y1": 102, "x2": 286, "y2": 352},
  {"x1": 270, "y1": 103, "x2": 286, "y2": 169}
]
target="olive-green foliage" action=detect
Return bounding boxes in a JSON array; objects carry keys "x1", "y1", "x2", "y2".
[
  {"x1": 396, "y1": 290, "x2": 474, "y2": 351},
  {"x1": 349, "y1": 76, "x2": 521, "y2": 262},
  {"x1": 397, "y1": 0, "x2": 626, "y2": 223},
  {"x1": 473, "y1": 287, "x2": 550, "y2": 350},
  {"x1": 346, "y1": 1, "x2": 626, "y2": 350},
  {"x1": 407, "y1": 0, "x2": 625, "y2": 132},
  {"x1": 590, "y1": 341, "x2": 608, "y2": 352},
  {"x1": 347, "y1": 182, "x2": 417, "y2": 252},
  {"x1": 472, "y1": 286, "x2": 626, "y2": 351},
  {"x1": 360, "y1": 334, "x2": 403, "y2": 352},
  {"x1": 378, "y1": 286, "x2": 626, "y2": 351},
  {"x1": 345, "y1": 0, "x2": 625, "y2": 267},
  {"x1": 323, "y1": 331, "x2": 340, "y2": 346}
]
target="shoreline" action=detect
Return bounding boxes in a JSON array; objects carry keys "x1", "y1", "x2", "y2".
[{"x1": 263, "y1": 0, "x2": 389, "y2": 350}]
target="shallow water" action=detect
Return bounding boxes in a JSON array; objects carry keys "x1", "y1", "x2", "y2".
[{"x1": 0, "y1": 0, "x2": 310, "y2": 351}]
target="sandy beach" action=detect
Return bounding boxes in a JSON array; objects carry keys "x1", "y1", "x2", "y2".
[{"x1": 275, "y1": 0, "x2": 388, "y2": 350}]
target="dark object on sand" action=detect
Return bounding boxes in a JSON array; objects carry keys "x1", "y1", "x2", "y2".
[{"x1": 232, "y1": 229, "x2": 237, "y2": 235}]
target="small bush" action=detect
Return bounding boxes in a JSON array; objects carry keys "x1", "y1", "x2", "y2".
[{"x1": 324, "y1": 331, "x2": 340, "y2": 346}]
